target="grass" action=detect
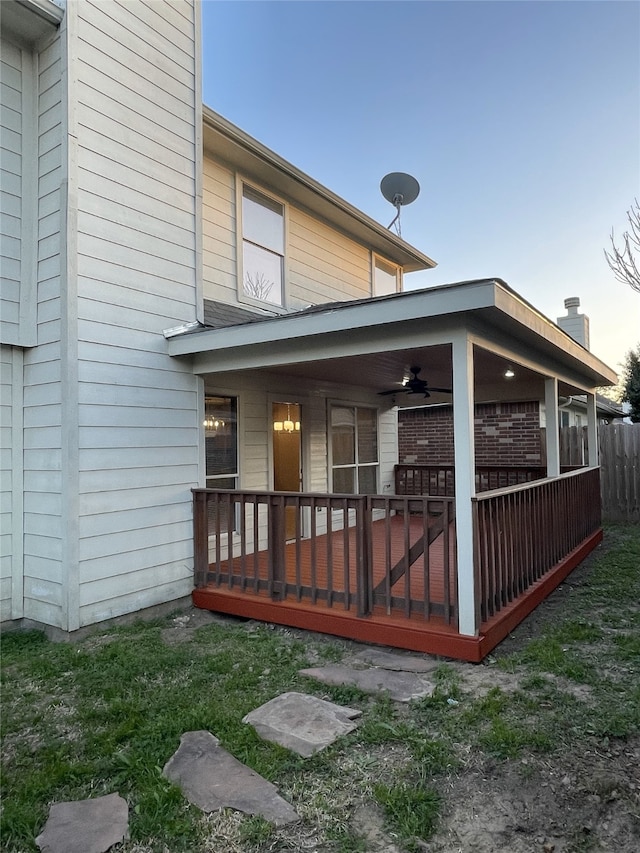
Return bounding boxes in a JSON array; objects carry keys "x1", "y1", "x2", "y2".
[{"x1": 1, "y1": 522, "x2": 639, "y2": 852}]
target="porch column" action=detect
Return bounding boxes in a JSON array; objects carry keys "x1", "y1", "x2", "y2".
[
  {"x1": 586, "y1": 391, "x2": 599, "y2": 467},
  {"x1": 545, "y1": 377, "x2": 560, "y2": 477},
  {"x1": 452, "y1": 333, "x2": 477, "y2": 637}
]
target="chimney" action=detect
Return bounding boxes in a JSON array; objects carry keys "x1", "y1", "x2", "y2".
[{"x1": 557, "y1": 296, "x2": 590, "y2": 350}]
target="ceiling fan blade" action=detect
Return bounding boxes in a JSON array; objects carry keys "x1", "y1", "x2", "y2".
[
  {"x1": 378, "y1": 388, "x2": 409, "y2": 396},
  {"x1": 427, "y1": 387, "x2": 453, "y2": 394}
]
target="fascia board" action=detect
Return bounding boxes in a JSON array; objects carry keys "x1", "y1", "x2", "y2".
[
  {"x1": 202, "y1": 106, "x2": 436, "y2": 273},
  {"x1": 168, "y1": 277, "x2": 617, "y2": 388},
  {"x1": 17, "y1": 0, "x2": 64, "y2": 24},
  {"x1": 167, "y1": 280, "x2": 499, "y2": 358},
  {"x1": 491, "y1": 284, "x2": 617, "y2": 386}
]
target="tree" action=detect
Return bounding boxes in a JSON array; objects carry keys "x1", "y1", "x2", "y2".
[
  {"x1": 604, "y1": 199, "x2": 640, "y2": 293},
  {"x1": 620, "y1": 344, "x2": 640, "y2": 422}
]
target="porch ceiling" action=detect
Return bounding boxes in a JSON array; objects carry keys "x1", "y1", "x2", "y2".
[{"x1": 169, "y1": 279, "x2": 617, "y2": 398}]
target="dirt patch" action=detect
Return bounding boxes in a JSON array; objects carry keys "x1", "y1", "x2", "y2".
[{"x1": 427, "y1": 737, "x2": 640, "y2": 853}]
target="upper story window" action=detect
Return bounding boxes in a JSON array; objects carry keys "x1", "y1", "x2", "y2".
[
  {"x1": 373, "y1": 256, "x2": 402, "y2": 296},
  {"x1": 242, "y1": 184, "x2": 284, "y2": 307}
]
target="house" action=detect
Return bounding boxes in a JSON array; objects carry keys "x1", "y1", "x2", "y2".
[{"x1": 1, "y1": 0, "x2": 617, "y2": 660}]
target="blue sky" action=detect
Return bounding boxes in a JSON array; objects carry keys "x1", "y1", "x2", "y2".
[{"x1": 201, "y1": 0, "x2": 639, "y2": 377}]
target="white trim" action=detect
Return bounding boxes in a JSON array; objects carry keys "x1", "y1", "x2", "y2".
[
  {"x1": 11, "y1": 348, "x2": 25, "y2": 619},
  {"x1": 235, "y1": 176, "x2": 288, "y2": 312},
  {"x1": 19, "y1": 46, "x2": 38, "y2": 346},
  {"x1": 545, "y1": 377, "x2": 560, "y2": 477},
  {"x1": 60, "y1": 0, "x2": 79, "y2": 632},
  {"x1": 452, "y1": 332, "x2": 477, "y2": 638},
  {"x1": 193, "y1": 0, "x2": 204, "y2": 322},
  {"x1": 169, "y1": 278, "x2": 617, "y2": 389},
  {"x1": 372, "y1": 253, "x2": 402, "y2": 296}
]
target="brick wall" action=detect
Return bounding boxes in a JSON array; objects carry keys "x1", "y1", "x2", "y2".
[{"x1": 398, "y1": 402, "x2": 543, "y2": 466}]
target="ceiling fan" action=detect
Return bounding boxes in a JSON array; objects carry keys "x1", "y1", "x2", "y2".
[{"x1": 378, "y1": 366, "x2": 452, "y2": 399}]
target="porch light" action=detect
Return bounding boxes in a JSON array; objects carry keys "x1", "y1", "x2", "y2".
[
  {"x1": 273, "y1": 404, "x2": 300, "y2": 433},
  {"x1": 504, "y1": 368, "x2": 515, "y2": 379}
]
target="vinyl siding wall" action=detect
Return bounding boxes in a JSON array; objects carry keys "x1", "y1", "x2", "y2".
[
  {"x1": 21, "y1": 30, "x2": 65, "y2": 627},
  {"x1": 1, "y1": 36, "x2": 23, "y2": 343},
  {"x1": 202, "y1": 157, "x2": 373, "y2": 311},
  {"x1": 71, "y1": 0, "x2": 200, "y2": 627}
]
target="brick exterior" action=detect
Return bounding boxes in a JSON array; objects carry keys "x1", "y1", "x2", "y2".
[{"x1": 398, "y1": 402, "x2": 543, "y2": 466}]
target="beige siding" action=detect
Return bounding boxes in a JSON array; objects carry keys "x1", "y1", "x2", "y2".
[
  {"x1": 202, "y1": 157, "x2": 237, "y2": 303},
  {"x1": 201, "y1": 156, "x2": 373, "y2": 311},
  {"x1": 72, "y1": 0, "x2": 200, "y2": 628}
]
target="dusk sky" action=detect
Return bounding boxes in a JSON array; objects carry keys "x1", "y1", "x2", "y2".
[{"x1": 201, "y1": 0, "x2": 640, "y2": 380}]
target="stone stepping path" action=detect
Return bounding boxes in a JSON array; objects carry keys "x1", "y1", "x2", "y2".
[
  {"x1": 162, "y1": 730, "x2": 299, "y2": 825},
  {"x1": 299, "y1": 662, "x2": 436, "y2": 702},
  {"x1": 35, "y1": 793, "x2": 129, "y2": 853},
  {"x1": 35, "y1": 647, "x2": 440, "y2": 849},
  {"x1": 243, "y1": 690, "x2": 361, "y2": 757}
]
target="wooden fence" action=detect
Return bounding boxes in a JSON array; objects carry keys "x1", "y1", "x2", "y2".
[{"x1": 598, "y1": 423, "x2": 640, "y2": 523}]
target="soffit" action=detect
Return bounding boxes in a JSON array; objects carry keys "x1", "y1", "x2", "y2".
[
  {"x1": 170, "y1": 279, "x2": 617, "y2": 394},
  {"x1": 1, "y1": 0, "x2": 63, "y2": 44},
  {"x1": 202, "y1": 106, "x2": 436, "y2": 273}
]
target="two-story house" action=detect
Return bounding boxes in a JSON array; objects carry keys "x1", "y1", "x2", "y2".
[{"x1": 1, "y1": 0, "x2": 617, "y2": 660}]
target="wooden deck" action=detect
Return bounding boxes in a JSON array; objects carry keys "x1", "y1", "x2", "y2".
[{"x1": 192, "y1": 468, "x2": 604, "y2": 662}]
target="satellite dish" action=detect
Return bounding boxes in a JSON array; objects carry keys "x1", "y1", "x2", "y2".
[{"x1": 380, "y1": 172, "x2": 420, "y2": 235}]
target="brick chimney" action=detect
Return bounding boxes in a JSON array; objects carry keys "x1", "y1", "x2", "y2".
[{"x1": 557, "y1": 297, "x2": 590, "y2": 350}]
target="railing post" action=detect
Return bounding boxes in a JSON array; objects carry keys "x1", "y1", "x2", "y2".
[
  {"x1": 268, "y1": 495, "x2": 286, "y2": 600},
  {"x1": 356, "y1": 496, "x2": 372, "y2": 616},
  {"x1": 193, "y1": 489, "x2": 208, "y2": 588}
]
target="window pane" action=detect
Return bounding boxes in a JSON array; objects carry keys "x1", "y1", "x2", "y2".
[
  {"x1": 243, "y1": 242, "x2": 283, "y2": 306},
  {"x1": 374, "y1": 258, "x2": 398, "y2": 295},
  {"x1": 357, "y1": 465, "x2": 377, "y2": 495},
  {"x1": 243, "y1": 186, "x2": 284, "y2": 253},
  {"x1": 331, "y1": 406, "x2": 355, "y2": 465},
  {"x1": 333, "y1": 467, "x2": 354, "y2": 494},
  {"x1": 205, "y1": 396, "x2": 237, "y2": 477},
  {"x1": 357, "y1": 408, "x2": 378, "y2": 463}
]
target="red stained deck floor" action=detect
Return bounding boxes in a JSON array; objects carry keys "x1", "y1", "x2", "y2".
[{"x1": 193, "y1": 516, "x2": 603, "y2": 662}]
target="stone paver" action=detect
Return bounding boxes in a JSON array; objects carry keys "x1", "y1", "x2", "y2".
[
  {"x1": 299, "y1": 664, "x2": 436, "y2": 702},
  {"x1": 35, "y1": 793, "x2": 129, "y2": 853},
  {"x1": 350, "y1": 648, "x2": 440, "y2": 673},
  {"x1": 243, "y1": 691, "x2": 361, "y2": 757},
  {"x1": 162, "y1": 730, "x2": 299, "y2": 825}
]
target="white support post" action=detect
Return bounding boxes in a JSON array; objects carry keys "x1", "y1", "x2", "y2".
[
  {"x1": 452, "y1": 333, "x2": 477, "y2": 637},
  {"x1": 545, "y1": 377, "x2": 560, "y2": 478},
  {"x1": 586, "y1": 392, "x2": 599, "y2": 467}
]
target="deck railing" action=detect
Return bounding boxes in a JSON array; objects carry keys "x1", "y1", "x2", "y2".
[
  {"x1": 472, "y1": 467, "x2": 601, "y2": 622},
  {"x1": 192, "y1": 489, "x2": 457, "y2": 623},
  {"x1": 395, "y1": 464, "x2": 547, "y2": 496}
]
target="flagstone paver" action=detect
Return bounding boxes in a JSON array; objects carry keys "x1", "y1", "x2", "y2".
[
  {"x1": 243, "y1": 691, "x2": 361, "y2": 757},
  {"x1": 350, "y1": 648, "x2": 441, "y2": 673},
  {"x1": 162, "y1": 730, "x2": 299, "y2": 825},
  {"x1": 299, "y1": 664, "x2": 436, "y2": 702},
  {"x1": 35, "y1": 793, "x2": 129, "y2": 853}
]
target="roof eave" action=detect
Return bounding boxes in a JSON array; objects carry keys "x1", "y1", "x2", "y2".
[{"x1": 202, "y1": 105, "x2": 436, "y2": 273}]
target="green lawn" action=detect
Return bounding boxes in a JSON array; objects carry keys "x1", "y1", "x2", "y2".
[{"x1": 2, "y1": 523, "x2": 639, "y2": 853}]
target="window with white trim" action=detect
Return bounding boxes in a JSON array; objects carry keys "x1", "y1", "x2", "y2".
[
  {"x1": 204, "y1": 396, "x2": 238, "y2": 531},
  {"x1": 241, "y1": 184, "x2": 284, "y2": 307},
  {"x1": 373, "y1": 255, "x2": 401, "y2": 295},
  {"x1": 330, "y1": 405, "x2": 378, "y2": 494}
]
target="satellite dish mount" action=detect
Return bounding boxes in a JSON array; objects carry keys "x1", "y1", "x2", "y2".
[{"x1": 380, "y1": 172, "x2": 420, "y2": 236}]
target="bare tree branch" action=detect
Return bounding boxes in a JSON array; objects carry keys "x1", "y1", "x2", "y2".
[
  {"x1": 604, "y1": 199, "x2": 640, "y2": 293},
  {"x1": 244, "y1": 271, "x2": 274, "y2": 301}
]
